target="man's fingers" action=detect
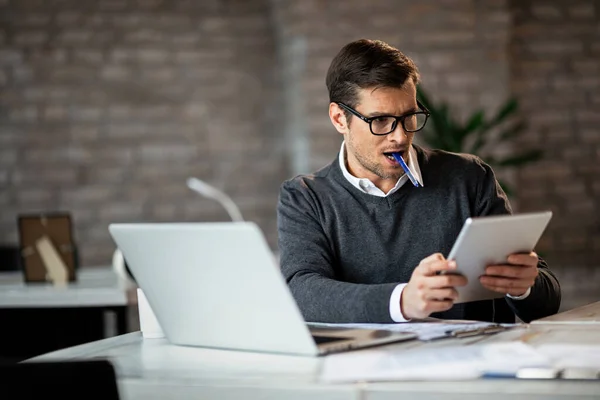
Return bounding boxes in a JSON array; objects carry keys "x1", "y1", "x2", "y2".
[
  {"x1": 410, "y1": 298, "x2": 454, "y2": 318},
  {"x1": 485, "y1": 265, "x2": 538, "y2": 279},
  {"x1": 480, "y1": 276, "x2": 533, "y2": 292},
  {"x1": 419, "y1": 253, "x2": 445, "y2": 265},
  {"x1": 427, "y1": 274, "x2": 468, "y2": 289},
  {"x1": 425, "y1": 299, "x2": 455, "y2": 314},
  {"x1": 507, "y1": 252, "x2": 538, "y2": 267},
  {"x1": 481, "y1": 283, "x2": 530, "y2": 297},
  {"x1": 425, "y1": 288, "x2": 459, "y2": 301},
  {"x1": 406, "y1": 252, "x2": 466, "y2": 319},
  {"x1": 417, "y1": 259, "x2": 456, "y2": 276}
]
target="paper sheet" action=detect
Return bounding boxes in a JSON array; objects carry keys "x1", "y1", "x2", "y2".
[
  {"x1": 320, "y1": 342, "x2": 550, "y2": 383},
  {"x1": 535, "y1": 344, "x2": 600, "y2": 369},
  {"x1": 310, "y1": 320, "x2": 516, "y2": 341}
]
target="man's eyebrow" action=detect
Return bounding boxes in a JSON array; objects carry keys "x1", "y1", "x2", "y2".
[{"x1": 364, "y1": 108, "x2": 419, "y2": 118}]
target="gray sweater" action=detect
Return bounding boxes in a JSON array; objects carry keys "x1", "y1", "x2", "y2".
[{"x1": 277, "y1": 145, "x2": 561, "y2": 323}]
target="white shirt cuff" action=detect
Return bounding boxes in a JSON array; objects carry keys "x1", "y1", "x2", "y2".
[
  {"x1": 506, "y1": 287, "x2": 532, "y2": 300},
  {"x1": 389, "y1": 283, "x2": 410, "y2": 322}
]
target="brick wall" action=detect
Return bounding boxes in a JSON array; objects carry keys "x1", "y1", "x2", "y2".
[
  {"x1": 273, "y1": 0, "x2": 512, "y2": 172},
  {"x1": 1, "y1": 0, "x2": 598, "y2": 308},
  {"x1": 0, "y1": 0, "x2": 286, "y2": 263},
  {"x1": 509, "y1": 0, "x2": 600, "y2": 309}
]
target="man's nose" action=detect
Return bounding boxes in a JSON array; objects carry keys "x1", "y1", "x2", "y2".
[{"x1": 387, "y1": 121, "x2": 408, "y2": 143}]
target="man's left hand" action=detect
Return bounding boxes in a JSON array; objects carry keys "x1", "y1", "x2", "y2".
[{"x1": 479, "y1": 252, "x2": 539, "y2": 297}]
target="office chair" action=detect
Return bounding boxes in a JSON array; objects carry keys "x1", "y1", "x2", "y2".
[{"x1": 0, "y1": 359, "x2": 120, "y2": 400}]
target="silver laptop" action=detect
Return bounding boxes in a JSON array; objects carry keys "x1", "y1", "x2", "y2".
[{"x1": 109, "y1": 222, "x2": 416, "y2": 356}]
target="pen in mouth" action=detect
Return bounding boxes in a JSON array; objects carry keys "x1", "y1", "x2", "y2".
[{"x1": 392, "y1": 152, "x2": 420, "y2": 188}]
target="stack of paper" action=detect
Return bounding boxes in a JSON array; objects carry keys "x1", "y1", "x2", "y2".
[
  {"x1": 535, "y1": 344, "x2": 600, "y2": 369},
  {"x1": 310, "y1": 320, "x2": 517, "y2": 341},
  {"x1": 320, "y1": 342, "x2": 551, "y2": 383}
]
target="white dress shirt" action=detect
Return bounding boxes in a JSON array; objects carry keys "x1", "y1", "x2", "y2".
[{"x1": 338, "y1": 141, "x2": 530, "y2": 322}]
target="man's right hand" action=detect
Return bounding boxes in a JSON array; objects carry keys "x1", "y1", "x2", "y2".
[{"x1": 400, "y1": 253, "x2": 468, "y2": 320}]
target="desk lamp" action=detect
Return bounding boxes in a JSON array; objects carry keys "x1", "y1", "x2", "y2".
[
  {"x1": 186, "y1": 177, "x2": 244, "y2": 222},
  {"x1": 113, "y1": 177, "x2": 245, "y2": 285}
]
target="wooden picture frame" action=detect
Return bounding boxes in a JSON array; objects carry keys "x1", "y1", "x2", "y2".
[{"x1": 17, "y1": 212, "x2": 78, "y2": 283}]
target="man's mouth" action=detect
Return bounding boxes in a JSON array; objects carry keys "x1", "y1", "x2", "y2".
[{"x1": 383, "y1": 151, "x2": 404, "y2": 161}]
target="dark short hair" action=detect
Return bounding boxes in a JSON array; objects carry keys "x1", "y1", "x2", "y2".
[{"x1": 326, "y1": 39, "x2": 420, "y2": 115}]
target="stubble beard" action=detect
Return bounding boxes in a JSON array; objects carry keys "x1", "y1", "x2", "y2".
[{"x1": 346, "y1": 132, "x2": 403, "y2": 181}]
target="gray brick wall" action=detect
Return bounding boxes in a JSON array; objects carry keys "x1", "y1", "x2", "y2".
[
  {"x1": 1, "y1": 0, "x2": 286, "y2": 264},
  {"x1": 1, "y1": 0, "x2": 598, "y2": 309},
  {"x1": 509, "y1": 0, "x2": 600, "y2": 309},
  {"x1": 273, "y1": 0, "x2": 512, "y2": 172}
]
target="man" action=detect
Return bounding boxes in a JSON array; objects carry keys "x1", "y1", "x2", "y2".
[{"x1": 277, "y1": 39, "x2": 560, "y2": 324}]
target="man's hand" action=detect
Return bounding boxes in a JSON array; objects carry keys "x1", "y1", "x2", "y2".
[
  {"x1": 479, "y1": 252, "x2": 539, "y2": 297},
  {"x1": 401, "y1": 253, "x2": 468, "y2": 319}
]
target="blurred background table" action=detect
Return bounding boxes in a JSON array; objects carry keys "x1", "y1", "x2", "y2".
[{"x1": 0, "y1": 267, "x2": 131, "y2": 362}]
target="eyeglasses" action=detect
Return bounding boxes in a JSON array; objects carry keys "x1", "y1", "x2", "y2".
[{"x1": 336, "y1": 101, "x2": 430, "y2": 136}]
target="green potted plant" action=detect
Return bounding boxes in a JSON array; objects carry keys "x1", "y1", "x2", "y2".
[{"x1": 416, "y1": 87, "x2": 543, "y2": 196}]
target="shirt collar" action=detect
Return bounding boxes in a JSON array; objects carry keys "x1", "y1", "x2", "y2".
[{"x1": 338, "y1": 141, "x2": 424, "y2": 196}]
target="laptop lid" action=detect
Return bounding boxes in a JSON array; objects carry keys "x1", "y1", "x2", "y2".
[{"x1": 109, "y1": 222, "x2": 320, "y2": 356}]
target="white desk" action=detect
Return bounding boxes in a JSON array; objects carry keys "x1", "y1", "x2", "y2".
[
  {"x1": 31, "y1": 310, "x2": 600, "y2": 400},
  {"x1": 533, "y1": 301, "x2": 600, "y2": 325},
  {"x1": 0, "y1": 267, "x2": 128, "y2": 308},
  {"x1": 363, "y1": 323, "x2": 600, "y2": 400}
]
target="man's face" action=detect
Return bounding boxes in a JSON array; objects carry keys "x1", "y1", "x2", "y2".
[{"x1": 329, "y1": 80, "x2": 418, "y2": 190}]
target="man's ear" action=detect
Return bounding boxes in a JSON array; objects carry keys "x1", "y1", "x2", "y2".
[{"x1": 329, "y1": 102, "x2": 349, "y2": 135}]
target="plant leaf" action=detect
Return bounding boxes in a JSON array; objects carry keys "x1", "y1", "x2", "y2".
[
  {"x1": 418, "y1": 86, "x2": 467, "y2": 152},
  {"x1": 496, "y1": 150, "x2": 543, "y2": 167},
  {"x1": 416, "y1": 87, "x2": 543, "y2": 199},
  {"x1": 426, "y1": 102, "x2": 455, "y2": 150},
  {"x1": 440, "y1": 104, "x2": 463, "y2": 152},
  {"x1": 489, "y1": 97, "x2": 519, "y2": 127},
  {"x1": 461, "y1": 110, "x2": 485, "y2": 139},
  {"x1": 455, "y1": 110, "x2": 486, "y2": 152},
  {"x1": 497, "y1": 120, "x2": 527, "y2": 142},
  {"x1": 469, "y1": 130, "x2": 487, "y2": 154}
]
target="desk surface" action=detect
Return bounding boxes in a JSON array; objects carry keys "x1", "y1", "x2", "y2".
[
  {"x1": 31, "y1": 306, "x2": 600, "y2": 400},
  {"x1": 533, "y1": 301, "x2": 600, "y2": 325},
  {"x1": 0, "y1": 267, "x2": 128, "y2": 308}
]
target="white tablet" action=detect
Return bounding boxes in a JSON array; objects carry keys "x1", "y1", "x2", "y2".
[{"x1": 446, "y1": 211, "x2": 553, "y2": 304}]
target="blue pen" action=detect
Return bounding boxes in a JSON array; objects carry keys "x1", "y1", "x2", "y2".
[{"x1": 392, "y1": 152, "x2": 420, "y2": 188}]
